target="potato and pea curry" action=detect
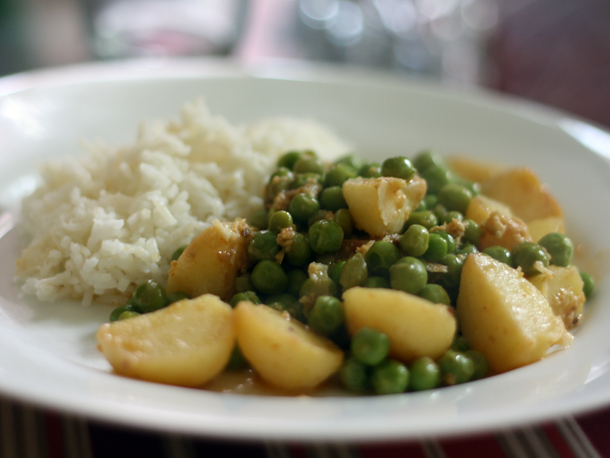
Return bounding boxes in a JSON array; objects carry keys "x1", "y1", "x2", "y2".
[{"x1": 96, "y1": 151, "x2": 594, "y2": 395}]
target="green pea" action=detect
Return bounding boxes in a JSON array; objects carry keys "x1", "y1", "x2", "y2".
[
  {"x1": 293, "y1": 172, "x2": 323, "y2": 188},
  {"x1": 268, "y1": 210, "x2": 294, "y2": 233},
  {"x1": 166, "y1": 291, "x2": 189, "y2": 304},
  {"x1": 118, "y1": 311, "x2": 140, "y2": 320},
  {"x1": 512, "y1": 241, "x2": 549, "y2": 276},
  {"x1": 456, "y1": 243, "x2": 478, "y2": 256},
  {"x1": 440, "y1": 254, "x2": 464, "y2": 288},
  {"x1": 308, "y1": 220, "x2": 344, "y2": 254},
  {"x1": 328, "y1": 261, "x2": 346, "y2": 284},
  {"x1": 251, "y1": 260, "x2": 288, "y2": 295},
  {"x1": 389, "y1": 256, "x2": 428, "y2": 294},
  {"x1": 482, "y1": 245, "x2": 512, "y2": 265},
  {"x1": 230, "y1": 291, "x2": 262, "y2": 307},
  {"x1": 438, "y1": 183, "x2": 472, "y2": 214},
  {"x1": 308, "y1": 296, "x2": 344, "y2": 336},
  {"x1": 247, "y1": 231, "x2": 281, "y2": 262},
  {"x1": 234, "y1": 273, "x2": 254, "y2": 293},
  {"x1": 423, "y1": 233, "x2": 448, "y2": 262},
  {"x1": 358, "y1": 162, "x2": 382, "y2": 178},
  {"x1": 293, "y1": 151, "x2": 325, "y2": 175},
  {"x1": 418, "y1": 284, "x2": 450, "y2": 305},
  {"x1": 226, "y1": 345, "x2": 248, "y2": 370},
  {"x1": 340, "y1": 253, "x2": 368, "y2": 290},
  {"x1": 171, "y1": 245, "x2": 187, "y2": 262},
  {"x1": 285, "y1": 232, "x2": 312, "y2": 267},
  {"x1": 333, "y1": 208, "x2": 354, "y2": 238},
  {"x1": 284, "y1": 301, "x2": 307, "y2": 323},
  {"x1": 299, "y1": 277, "x2": 338, "y2": 304},
  {"x1": 435, "y1": 231, "x2": 456, "y2": 254},
  {"x1": 277, "y1": 150, "x2": 302, "y2": 170},
  {"x1": 289, "y1": 194, "x2": 320, "y2": 224},
  {"x1": 442, "y1": 210, "x2": 464, "y2": 225},
  {"x1": 465, "y1": 350, "x2": 489, "y2": 380},
  {"x1": 364, "y1": 276, "x2": 390, "y2": 289},
  {"x1": 423, "y1": 194, "x2": 438, "y2": 210},
  {"x1": 371, "y1": 360, "x2": 409, "y2": 395},
  {"x1": 399, "y1": 224, "x2": 429, "y2": 257},
  {"x1": 365, "y1": 241, "x2": 400, "y2": 275},
  {"x1": 462, "y1": 219, "x2": 482, "y2": 245},
  {"x1": 307, "y1": 209, "x2": 331, "y2": 227},
  {"x1": 381, "y1": 156, "x2": 416, "y2": 180},
  {"x1": 248, "y1": 208, "x2": 268, "y2": 230},
  {"x1": 267, "y1": 168, "x2": 294, "y2": 200},
  {"x1": 433, "y1": 203, "x2": 448, "y2": 222},
  {"x1": 133, "y1": 279, "x2": 168, "y2": 313},
  {"x1": 335, "y1": 154, "x2": 364, "y2": 171},
  {"x1": 415, "y1": 200, "x2": 427, "y2": 212},
  {"x1": 267, "y1": 293, "x2": 298, "y2": 311},
  {"x1": 438, "y1": 350, "x2": 474, "y2": 385},
  {"x1": 320, "y1": 186, "x2": 348, "y2": 211},
  {"x1": 286, "y1": 268, "x2": 308, "y2": 298},
  {"x1": 451, "y1": 335, "x2": 471, "y2": 352},
  {"x1": 413, "y1": 150, "x2": 446, "y2": 173},
  {"x1": 421, "y1": 164, "x2": 453, "y2": 195},
  {"x1": 455, "y1": 177, "x2": 481, "y2": 196},
  {"x1": 409, "y1": 357, "x2": 441, "y2": 391},
  {"x1": 351, "y1": 327, "x2": 390, "y2": 365},
  {"x1": 340, "y1": 358, "x2": 370, "y2": 392},
  {"x1": 405, "y1": 211, "x2": 438, "y2": 230},
  {"x1": 538, "y1": 232, "x2": 573, "y2": 267},
  {"x1": 109, "y1": 300, "x2": 139, "y2": 322},
  {"x1": 324, "y1": 163, "x2": 357, "y2": 188},
  {"x1": 580, "y1": 270, "x2": 595, "y2": 298}
]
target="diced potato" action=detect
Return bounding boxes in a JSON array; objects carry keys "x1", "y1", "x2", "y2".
[
  {"x1": 480, "y1": 167, "x2": 563, "y2": 222},
  {"x1": 97, "y1": 294, "x2": 235, "y2": 387},
  {"x1": 342, "y1": 176, "x2": 426, "y2": 237},
  {"x1": 457, "y1": 253, "x2": 572, "y2": 373},
  {"x1": 447, "y1": 155, "x2": 504, "y2": 183},
  {"x1": 234, "y1": 301, "x2": 344, "y2": 391},
  {"x1": 465, "y1": 195, "x2": 514, "y2": 225},
  {"x1": 478, "y1": 211, "x2": 532, "y2": 251},
  {"x1": 343, "y1": 287, "x2": 456, "y2": 362},
  {"x1": 529, "y1": 266, "x2": 585, "y2": 329},
  {"x1": 166, "y1": 218, "x2": 250, "y2": 301},
  {"x1": 527, "y1": 217, "x2": 565, "y2": 243}
]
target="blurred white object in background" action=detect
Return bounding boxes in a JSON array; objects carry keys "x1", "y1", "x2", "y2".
[{"x1": 90, "y1": 0, "x2": 245, "y2": 58}]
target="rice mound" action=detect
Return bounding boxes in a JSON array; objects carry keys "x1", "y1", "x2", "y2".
[{"x1": 15, "y1": 100, "x2": 349, "y2": 305}]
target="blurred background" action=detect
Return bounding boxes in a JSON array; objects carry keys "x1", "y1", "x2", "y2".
[{"x1": 0, "y1": 0, "x2": 609, "y2": 127}]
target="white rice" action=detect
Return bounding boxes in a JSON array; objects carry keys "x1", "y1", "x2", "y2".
[{"x1": 15, "y1": 100, "x2": 349, "y2": 305}]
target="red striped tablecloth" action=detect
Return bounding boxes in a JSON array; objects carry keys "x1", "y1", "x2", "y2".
[{"x1": 1, "y1": 399, "x2": 607, "y2": 458}]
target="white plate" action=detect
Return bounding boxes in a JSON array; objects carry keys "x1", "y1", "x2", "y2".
[{"x1": 1, "y1": 58, "x2": 610, "y2": 442}]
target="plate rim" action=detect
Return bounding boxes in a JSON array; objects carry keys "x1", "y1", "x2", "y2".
[{"x1": 1, "y1": 57, "x2": 610, "y2": 442}]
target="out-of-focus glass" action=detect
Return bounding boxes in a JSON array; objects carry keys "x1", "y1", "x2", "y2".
[
  {"x1": 85, "y1": 0, "x2": 246, "y2": 59},
  {"x1": 295, "y1": 0, "x2": 499, "y2": 85}
]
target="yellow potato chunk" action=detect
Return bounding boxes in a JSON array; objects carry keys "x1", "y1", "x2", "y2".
[
  {"x1": 343, "y1": 287, "x2": 456, "y2": 362},
  {"x1": 527, "y1": 217, "x2": 565, "y2": 243},
  {"x1": 478, "y1": 211, "x2": 533, "y2": 251},
  {"x1": 529, "y1": 266, "x2": 585, "y2": 329},
  {"x1": 480, "y1": 167, "x2": 563, "y2": 222},
  {"x1": 166, "y1": 218, "x2": 250, "y2": 301},
  {"x1": 447, "y1": 155, "x2": 504, "y2": 183},
  {"x1": 465, "y1": 195, "x2": 514, "y2": 225},
  {"x1": 457, "y1": 253, "x2": 572, "y2": 374},
  {"x1": 97, "y1": 294, "x2": 235, "y2": 387},
  {"x1": 342, "y1": 176, "x2": 426, "y2": 237},
  {"x1": 234, "y1": 301, "x2": 344, "y2": 391}
]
